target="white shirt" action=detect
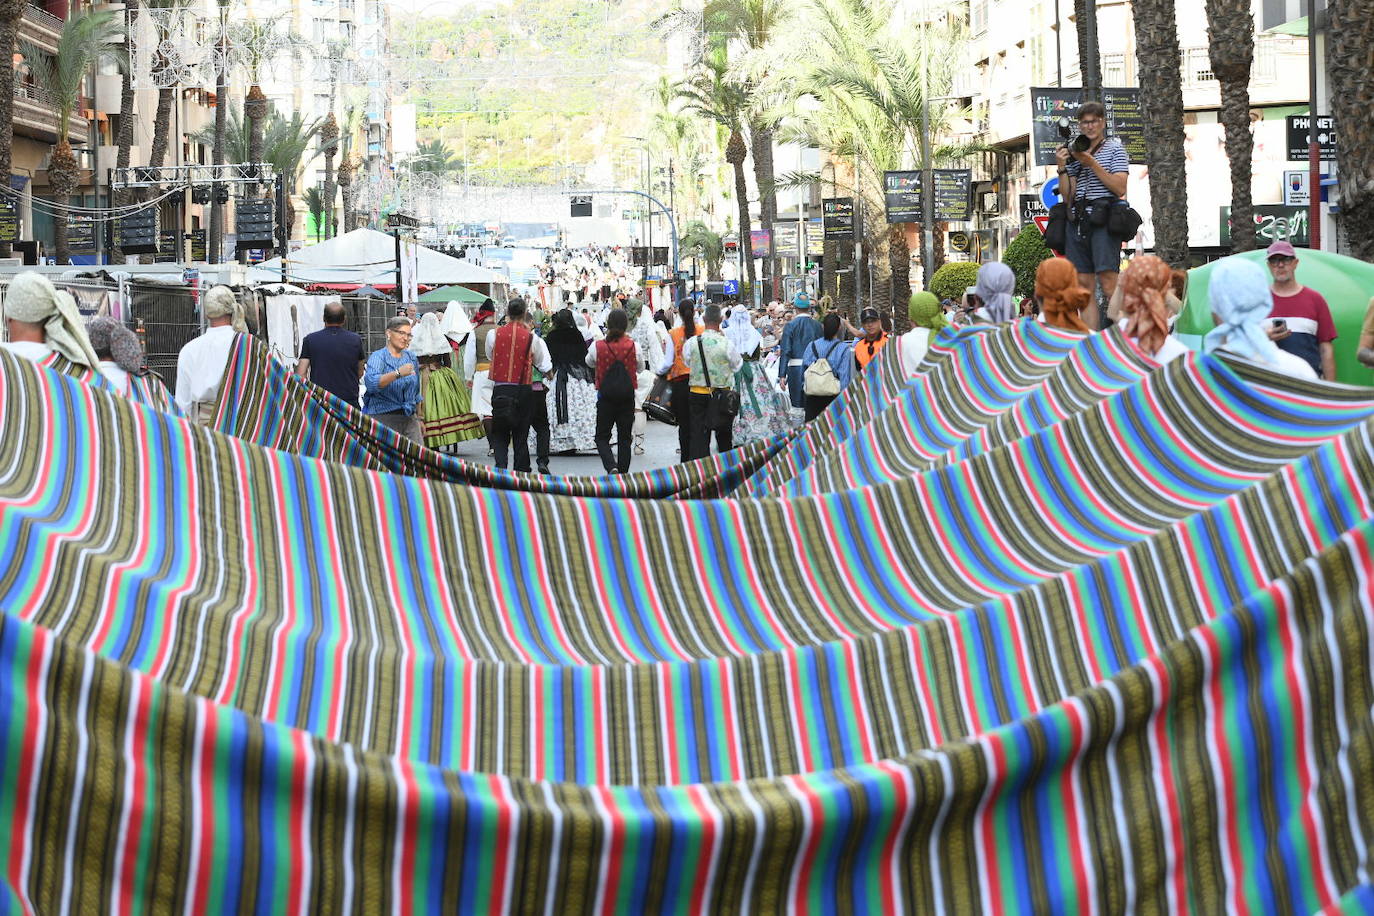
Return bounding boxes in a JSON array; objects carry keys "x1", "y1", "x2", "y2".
[
  {"x1": 899, "y1": 327, "x2": 932, "y2": 374},
  {"x1": 1116, "y1": 318, "x2": 1189, "y2": 364},
  {"x1": 97, "y1": 360, "x2": 132, "y2": 394},
  {"x1": 483, "y1": 328, "x2": 553, "y2": 378},
  {"x1": 175, "y1": 325, "x2": 237, "y2": 414},
  {"x1": 0, "y1": 340, "x2": 54, "y2": 364}
]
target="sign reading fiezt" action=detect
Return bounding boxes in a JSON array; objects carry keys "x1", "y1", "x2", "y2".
[
  {"x1": 1285, "y1": 115, "x2": 1336, "y2": 162},
  {"x1": 1030, "y1": 87, "x2": 1146, "y2": 166},
  {"x1": 823, "y1": 197, "x2": 855, "y2": 240},
  {"x1": 882, "y1": 170, "x2": 974, "y2": 222}
]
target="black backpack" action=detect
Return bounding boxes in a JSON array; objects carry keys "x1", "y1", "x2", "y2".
[{"x1": 598, "y1": 340, "x2": 635, "y2": 402}]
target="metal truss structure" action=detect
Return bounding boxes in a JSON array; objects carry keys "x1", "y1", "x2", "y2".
[{"x1": 111, "y1": 164, "x2": 278, "y2": 189}]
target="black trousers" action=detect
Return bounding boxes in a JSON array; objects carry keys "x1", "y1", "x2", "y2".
[
  {"x1": 804, "y1": 393, "x2": 837, "y2": 423},
  {"x1": 529, "y1": 387, "x2": 551, "y2": 472},
  {"x1": 595, "y1": 396, "x2": 635, "y2": 473},
  {"x1": 489, "y1": 384, "x2": 533, "y2": 471},
  {"x1": 689, "y1": 391, "x2": 734, "y2": 460},
  {"x1": 670, "y1": 378, "x2": 692, "y2": 461}
]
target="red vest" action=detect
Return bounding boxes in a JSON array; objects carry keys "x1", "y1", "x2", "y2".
[
  {"x1": 595, "y1": 336, "x2": 637, "y2": 388},
  {"x1": 489, "y1": 322, "x2": 533, "y2": 385}
]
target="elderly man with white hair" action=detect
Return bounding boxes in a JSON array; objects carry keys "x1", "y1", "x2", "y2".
[
  {"x1": 1, "y1": 272, "x2": 100, "y2": 371},
  {"x1": 175, "y1": 285, "x2": 240, "y2": 423}
]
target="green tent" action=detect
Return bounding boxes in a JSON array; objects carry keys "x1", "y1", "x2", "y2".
[
  {"x1": 418, "y1": 285, "x2": 487, "y2": 304},
  {"x1": 1178, "y1": 249, "x2": 1374, "y2": 385}
]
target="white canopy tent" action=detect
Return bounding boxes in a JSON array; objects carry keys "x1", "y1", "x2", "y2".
[{"x1": 251, "y1": 228, "x2": 510, "y2": 298}]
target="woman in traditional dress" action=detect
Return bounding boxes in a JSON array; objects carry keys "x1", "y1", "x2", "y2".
[
  {"x1": 724, "y1": 303, "x2": 793, "y2": 442},
  {"x1": 627, "y1": 300, "x2": 668, "y2": 455},
  {"x1": 544, "y1": 308, "x2": 600, "y2": 453},
  {"x1": 411, "y1": 312, "x2": 481, "y2": 451}
]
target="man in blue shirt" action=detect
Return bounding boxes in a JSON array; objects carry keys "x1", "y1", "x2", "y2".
[
  {"x1": 363, "y1": 316, "x2": 422, "y2": 442},
  {"x1": 777, "y1": 292, "x2": 823, "y2": 413},
  {"x1": 296, "y1": 302, "x2": 365, "y2": 407}
]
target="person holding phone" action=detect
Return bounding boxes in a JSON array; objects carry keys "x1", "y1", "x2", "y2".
[
  {"x1": 1056, "y1": 101, "x2": 1129, "y2": 328},
  {"x1": 1265, "y1": 240, "x2": 1336, "y2": 380}
]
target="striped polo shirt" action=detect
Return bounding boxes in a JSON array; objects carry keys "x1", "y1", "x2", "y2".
[{"x1": 1066, "y1": 136, "x2": 1128, "y2": 201}]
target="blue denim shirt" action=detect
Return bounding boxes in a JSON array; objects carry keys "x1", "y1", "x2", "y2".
[
  {"x1": 362, "y1": 347, "x2": 421, "y2": 416},
  {"x1": 801, "y1": 337, "x2": 856, "y2": 391}
]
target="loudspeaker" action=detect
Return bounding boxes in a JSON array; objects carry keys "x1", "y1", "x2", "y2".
[
  {"x1": 117, "y1": 209, "x2": 160, "y2": 255},
  {"x1": 235, "y1": 198, "x2": 275, "y2": 250}
]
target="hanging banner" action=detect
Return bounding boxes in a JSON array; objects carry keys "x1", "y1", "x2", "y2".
[
  {"x1": 807, "y1": 217, "x2": 824, "y2": 256},
  {"x1": 749, "y1": 229, "x2": 772, "y2": 259},
  {"x1": 1030, "y1": 87, "x2": 1146, "y2": 166},
  {"x1": 774, "y1": 222, "x2": 800, "y2": 258},
  {"x1": 823, "y1": 197, "x2": 855, "y2": 240},
  {"x1": 882, "y1": 170, "x2": 974, "y2": 222},
  {"x1": 0, "y1": 200, "x2": 17, "y2": 244}
]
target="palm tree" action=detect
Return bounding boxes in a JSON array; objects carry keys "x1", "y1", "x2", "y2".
[
  {"x1": 0, "y1": 0, "x2": 23, "y2": 258},
  {"x1": 229, "y1": 14, "x2": 301, "y2": 174},
  {"x1": 1132, "y1": 0, "x2": 1189, "y2": 265},
  {"x1": 198, "y1": 108, "x2": 320, "y2": 243},
  {"x1": 320, "y1": 112, "x2": 338, "y2": 238},
  {"x1": 677, "y1": 50, "x2": 757, "y2": 291},
  {"x1": 1327, "y1": 0, "x2": 1374, "y2": 260},
  {"x1": 302, "y1": 185, "x2": 325, "y2": 241},
  {"x1": 209, "y1": 1, "x2": 230, "y2": 263},
  {"x1": 143, "y1": 0, "x2": 187, "y2": 189},
  {"x1": 24, "y1": 9, "x2": 127, "y2": 265},
  {"x1": 406, "y1": 139, "x2": 460, "y2": 175},
  {"x1": 113, "y1": 0, "x2": 140, "y2": 210},
  {"x1": 1074, "y1": 0, "x2": 1102, "y2": 98},
  {"x1": 681, "y1": 220, "x2": 725, "y2": 279},
  {"x1": 1205, "y1": 0, "x2": 1256, "y2": 252}
]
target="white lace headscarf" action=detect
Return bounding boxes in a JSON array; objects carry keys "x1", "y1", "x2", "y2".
[{"x1": 4, "y1": 272, "x2": 99, "y2": 367}]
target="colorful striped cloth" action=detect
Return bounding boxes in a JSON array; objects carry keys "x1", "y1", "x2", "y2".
[{"x1": 3, "y1": 334, "x2": 1374, "y2": 911}]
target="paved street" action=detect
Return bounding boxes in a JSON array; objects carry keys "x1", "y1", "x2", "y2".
[{"x1": 446, "y1": 416, "x2": 685, "y2": 475}]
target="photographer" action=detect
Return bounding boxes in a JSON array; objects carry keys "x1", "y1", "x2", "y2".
[{"x1": 1056, "y1": 102, "x2": 1129, "y2": 328}]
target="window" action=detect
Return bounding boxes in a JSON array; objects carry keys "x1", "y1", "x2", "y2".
[{"x1": 970, "y1": 0, "x2": 988, "y2": 33}]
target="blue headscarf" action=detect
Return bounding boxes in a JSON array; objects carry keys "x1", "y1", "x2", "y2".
[
  {"x1": 975, "y1": 262, "x2": 1017, "y2": 323},
  {"x1": 1202, "y1": 257, "x2": 1284, "y2": 365}
]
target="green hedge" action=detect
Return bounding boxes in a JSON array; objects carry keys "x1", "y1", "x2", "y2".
[
  {"x1": 1003, "y1": 225, "x2": 1054, "y2": 298},
  {"x1": 929, "y1": 262, "x2": 981, "y2": 303}
]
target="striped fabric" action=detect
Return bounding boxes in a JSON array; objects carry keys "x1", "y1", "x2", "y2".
[{"x1": 3, "y1": 317, "x2": 1374, "y2": 911}]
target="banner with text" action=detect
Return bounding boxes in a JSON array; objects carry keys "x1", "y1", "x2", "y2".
[
  {"x1": 1030, "y1": 87, "x2": 1146, "y2": 166},
  {"x1": 823, "y1": 198, "x2": 855, "y2": 240},
  {"x1": 882, "y1": 170, "x2": 974, "y2": 222}
]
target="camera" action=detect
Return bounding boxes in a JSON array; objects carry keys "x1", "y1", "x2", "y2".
[{"x1": 1057, "y1": 117, "x2": 1092, "y2": 154}]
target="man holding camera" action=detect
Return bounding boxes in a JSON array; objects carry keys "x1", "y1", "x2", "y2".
[{"x1": 1056, "y1": 102, "x2": 1129, "y2": 328}]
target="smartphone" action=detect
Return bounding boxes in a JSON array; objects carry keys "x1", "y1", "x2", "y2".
[{"x1": 1272, "y1": 318, "x2": 1287, "y2": 330}]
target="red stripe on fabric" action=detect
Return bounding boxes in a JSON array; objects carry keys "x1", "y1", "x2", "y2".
[
  {"x1": 149, "y1": 409, "x2": 202, "y2": 678},
  {"x1": 117, "y1": 679, "x2": 148, "y2": 912},
  {"x1": 788, "y1": 774, "x2": 824, "y2": 915},
  {"x1": 266, "y1": 455, "x2": 297, "y2": 722},
  {"x1": 487, "y1": 774, "x2": 514, "y2": 914},
  {"x1": 597, "y1": 785, "x2": 625, "y2": 916},
  {"x1": 1066, "y1": 573, "x2": 1106, "y2": 683},
  {"x1": 785, "y1": 649, "x2": 816, "y2": 774},
  {"x1": 216, "y1": 441, "x2": 262, "y2": 705},
  {"x1": 840, "y1": 638, "x2": 876, "y2": 762},
  {"x1": 875, "y1": 762, "x2": 908, "y2": 913},
  {"x1": 532, "y1": 666, "x2": 544, "y2": 781},
  {"x1": 724, "y1": 501, "x2": 788, "y2": 646},
  {"x1": 479, "y1": 490, "x2": 535, "y2": 664},
  {"x1": 907, "y1": 626, "x2": 943, "y2": 746},
  {"x1": 573, "y1": 499, "x2": 635, "y2": 661},
  {"x1": 1198, "y1": 625, "x2": 1249, "y2": 916},
  {"x1": 659, "y1": 662, "x2": 680, "y2": 785},
  {"x1": 520, "y1": 491, "x2": 585, "y2": 665},
  {"x1": 686, "y1": 785, "x2": 716, "y2": 913},
  {"x1": 978, "y1": 734, "x2": 1008, "y2": 910},
  {"x1": 7, "y1": 627, "x2": 46, "y2": 896},
  {"x1": 1051, "y1": 423, "x2": 1155, "y2": 537},
  {"x1": 289, "y1": 730, "x2": 309, "y2": 915},
  {"x1": 717, "y1": 657, "x2": 743, "y2": 780},
  {"x1": 93, "y1": 382, "x2": 154, "y2": 649},
  {"x1": 192, "y1": 704, "x2": 217, "y2": 915},
  {"x1": 1059, "y1": 702, "x2": 1091, "y2": 906}
]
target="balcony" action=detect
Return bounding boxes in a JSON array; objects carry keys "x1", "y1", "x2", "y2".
[
  {"x1": 12, "y1": 83, "x2": 61, "y2": 143},
  {"x1": 19, "y1": 3, "x2": 63, "y2": 56}
]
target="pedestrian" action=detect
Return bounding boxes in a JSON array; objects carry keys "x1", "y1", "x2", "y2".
[
  {"x1": 724, "y1": 303, "x2": 792, "y2": 443},
  {"x1": 585, "y1": 308, "x2": 639, "y2": 473},
  {"x1": 525, "y1": 308, "x2": 554, "y2": 474},
  {"x1": 852, "y1": 307, "x2": 891, "y2": 375},
  {"x1": 362, "y1": 316, "x2": 423, "y2": 441},
  {"x1": 628, "y1": 299, "x2": 669, "y2": 455},
  {"x1": 176, "y1": 285, "x2": 240, "y2": 423},
  {"x1": 409, "y1": 312, "x2": 480, "y2": 451},
  {"x1": 484, "y1": 298, "x2": 552, "y2": 472},
  {"x1": 437, "y1": 300, "x2": 484, "y2": 442},
  {"x1": 86, "y1": 316, "x2": 177, "y2": 414},
  {"x1": 777, "y1": 291, "x2": 823, "y2": 414},
  {"x1": 800, "y1": 312, "x2": 855, "y2": 422},
  {"x1": 683, "y1": 304, "x2": 742, "y2": 459},
  {"x1": 0, "y1": 272, "x2": 99, "y2": 374},
  {"x1": 1113, "y1": 255, "x2": 1189, "y2": 362},
  {"x1": 542, "y1": 308, "x2": 598, "y2": 455},
  {"x1": 1204, "y1": 257, "x2": 1317, "y2": 381},
  {"x1": 901, "y1": 291, "x2": 949, "y2": 373},
  {"x1": 655, "y1": 299, "x2": 703, "y2": 461},
  {"x1": 296, "y1": 302, "x2": 365, "y2": 407},
  {"x1": 464, "y1": 299, "x2": 499, "y2": 437},
  {"x1": 1265, "y1": 240, "x2": 1337, "y2": 380},
  {"x1": 1358, "y1": 295, "x2": 1374, "y2": 370},
  {"x1": 1057, "y1": 100, "x2": 1129, "y2": 326},
  {"x1": 1034, "y1": 257, "x2": 1094, "y2": 333},
  {"x1": 974, "y1": 262, "x2": 1017, "y2": 325}
]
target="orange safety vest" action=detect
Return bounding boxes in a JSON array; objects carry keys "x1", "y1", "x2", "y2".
[
  {"x1": 667, "y1": 324, "x2": 703, "y2": 381},
  {"x1": 854, "y1": 332, "x2": 889, "y2": 371}
]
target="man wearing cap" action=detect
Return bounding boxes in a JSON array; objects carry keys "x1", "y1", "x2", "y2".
[
  {"x1": 853, "y1": 307, "x2": 890, "y2": 373},
  {"x1": 1265, "y1": 240, "x2": 1336, "y2": 380},
  {"x1": 777, "y1": 292, "x2": 823, "y2": 412},
  {"x1": 0, "y1": 272, "x2": 100, "y2": 374},
  {"x1": 175, "y1": 285, "x2": 240, "y2": 423}
]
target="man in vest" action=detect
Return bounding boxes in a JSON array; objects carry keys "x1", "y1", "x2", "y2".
[
  {"x1": 464, "y1": 299, "x2": 500, "y2": 437},
  {"x1": 484, "y1": 298, "x2": 552, "y2": 472},
  {"x1": 852, "y1": 307, "x2": 889, "y2": 373}
]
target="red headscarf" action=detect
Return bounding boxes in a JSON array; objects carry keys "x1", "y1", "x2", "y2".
[
  {"x1": 1035, "y1": 257, "x2": 1093, "y2": 333},
  {"x1": 1119, "y1": 254, "x2": 1174, "y2": 357}
]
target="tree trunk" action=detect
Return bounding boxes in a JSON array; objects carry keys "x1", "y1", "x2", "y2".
[
  {"x1": 749, "y1": 123, "x2": 778, "y2": 299},
  {"x1": 0, "y1": 6, "x2": 20, "y2": 259},
  {"x1": 1132, "y1": 0, "x2": 1190, "y2": 265},
  {"x1": 49, "y1": 140, "x2": 79, "y2": 265},
  {"x1": 113, "y1": 0, "x2": 139, "y2": 211},
  {"x1": 337, "y1": 157, "x2": 354, "y2": 233},
  {"x1": 889, "y1": 224, "x2": 910, "y2": 333},
  {"x1": 246, "y1": 86, "x2": 268, "y2": 179},
  {"x1": 1074, "y1": 0, "x2": 1102, "y2": 100},
  {"x1": 1327, "y1": 0, "x2": 1374, "y2": 261},
  {"x1": 209, "y1": 18, "x2": 229, "y2": 264},
  {"x1": 321, "y1": 112, "x2": 338, "y2": 240},
  {"x1": 1206, "y1": 0, "x2": 1256, "y2": 251}
]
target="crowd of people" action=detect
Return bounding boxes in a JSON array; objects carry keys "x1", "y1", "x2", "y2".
[{"x1": 2, "y1": 221, "x2": 1370, "y2": 479}]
